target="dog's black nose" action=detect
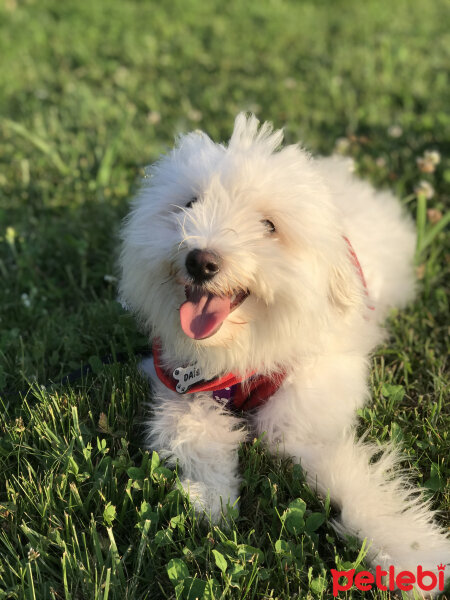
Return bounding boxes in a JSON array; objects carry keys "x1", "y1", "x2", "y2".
[{"x1": 185, "y1": 249, "x2": 221, "y2": 283}]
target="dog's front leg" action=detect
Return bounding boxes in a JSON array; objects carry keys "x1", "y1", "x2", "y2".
[
  {"x1": 253, "y1": 364, "x2": 450, "y2": 595},
  {"x1": 144, "y1": 367, "x2": 246, "y2": 523}
]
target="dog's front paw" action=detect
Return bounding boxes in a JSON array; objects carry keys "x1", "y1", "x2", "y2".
[{"x1": 179, "y1": 478, "x2": 239, "y2": 525}]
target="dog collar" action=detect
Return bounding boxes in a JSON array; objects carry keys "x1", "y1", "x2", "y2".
[{"x1": 152, "y1": 339, "x2": 286, "y2": 411}]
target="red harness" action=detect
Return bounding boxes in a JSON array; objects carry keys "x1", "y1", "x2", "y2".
[
  {"x1": 344, "y1": 236, "x2": 374, "y2": 309},
  {"x1": 152, "y1": 237, "x2": 370, "y2": 411},
  {"x1": 153, "y1": 339, "x2": 286, "y2": 411}
]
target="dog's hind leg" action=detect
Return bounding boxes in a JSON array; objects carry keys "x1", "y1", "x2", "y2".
[
  {"x1": 145, "y1": 381, "x2": 246, "y2": 524},
  {"x1": 295, "y1": 436, "x2": 450, "y2": 593},
  {"x1": 253, "y1": 372, "x2": 450, "y2": 595}
]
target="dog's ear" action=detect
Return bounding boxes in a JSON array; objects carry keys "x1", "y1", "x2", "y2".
[{"x1": 328, "y1": 264, "x2": 362, "y2": 312}]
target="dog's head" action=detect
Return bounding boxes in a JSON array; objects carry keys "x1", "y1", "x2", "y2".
[{"x1": 119, "y1": 114, "x2": 365, "y2": 376}]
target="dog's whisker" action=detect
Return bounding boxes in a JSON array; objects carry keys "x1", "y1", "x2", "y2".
[{"x1": 159, "y1": 278, "x2": 172, "y2": 286}]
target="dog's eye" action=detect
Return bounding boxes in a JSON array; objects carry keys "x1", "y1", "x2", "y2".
[
  {"x1": 186, "y1": 197, "x2": 197, "y2": 208},
  {"x1": 261, "y1": 219, "x2": 276, "y2": 233}
]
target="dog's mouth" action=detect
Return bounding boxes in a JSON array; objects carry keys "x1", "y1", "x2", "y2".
[{"x1": 179, "y1": 285, "x2": 249, "y2": 340}]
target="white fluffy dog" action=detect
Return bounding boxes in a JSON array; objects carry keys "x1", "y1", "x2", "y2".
[{"x1": 119, "y1": 114, "x2": 449, "y2": 595}]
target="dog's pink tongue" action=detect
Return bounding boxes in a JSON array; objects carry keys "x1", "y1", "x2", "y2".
[{"x1": 180, "y1": 289, "x2": 231, "y2": 339}]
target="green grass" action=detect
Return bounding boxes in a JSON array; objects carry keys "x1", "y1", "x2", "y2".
[{"x1": 0, "y1": 0, "x2": 449, "y2": 598}]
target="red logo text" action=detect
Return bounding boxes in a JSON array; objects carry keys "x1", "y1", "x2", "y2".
[{"x1": 330, "y1": 564, "x2": 446, "y2": 596}]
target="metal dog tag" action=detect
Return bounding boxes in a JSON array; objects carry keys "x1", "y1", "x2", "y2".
[{"x1": 173, "y1": 365, "x2": 203, "y2": 393}]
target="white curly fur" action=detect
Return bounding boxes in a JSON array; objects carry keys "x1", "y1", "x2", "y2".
[{"x1": 120, "y1": 114, "x2": 450, "y2": 596}]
